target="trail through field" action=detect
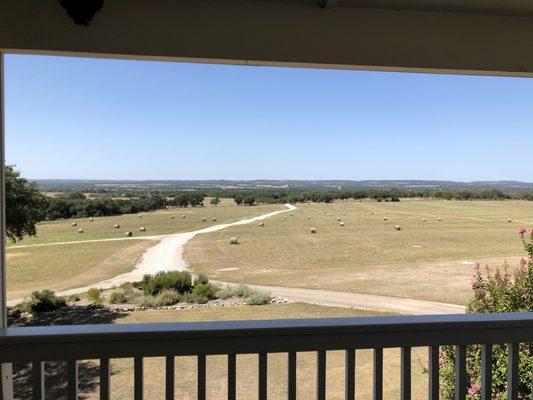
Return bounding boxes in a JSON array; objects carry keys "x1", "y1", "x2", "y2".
[{"x1": 7, "y1": 203, "x2": 466, "y2": 314}]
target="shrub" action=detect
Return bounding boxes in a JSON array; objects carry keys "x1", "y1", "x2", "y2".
[
  {"x1": 245, "y1": 292, "x2": 271, "y2": 306},
  {"x1": 220, "y1": 285, "x2": 253, "y2": 299},
  {"x1": 439, "y1": 228, "x2": 533, "y2": 399},
  {"x1": 86, "y1": 288, "x2": 102, "y2": 303},
  {"x1": 68, "y1": 294, "x2": 81, "y2": 302},
  {"x1": 119, "y1": 282, "x2": 134, "y2": 294},
  {"x1": 109, "y1": 290, "x2": 127, "y2": 304},
  {"x1": 154, "y1": 290, "x2": 180, "y2": 306},
  {"x1": 17, "y1": 290, "x2": 66, "y2": 313},
  {"x1": 142, "y1": 271, "x2": 192, "y2": 295},
  {"x1": 193, "y1": 283, "x2": 217, "y2": 300},
  {"x1": 134, "y1": 295, "x2": 157, "y2": 307},
  {"x1": 194, "y1": 273, "x2": 209, "y2": 286}
]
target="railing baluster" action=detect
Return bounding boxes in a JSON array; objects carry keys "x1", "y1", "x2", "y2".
[
  {"x1": 454, "y1": 345, "x2": 466, "y2": 400},
  {"x1": 67, "y1": 360, "x2": 78, "y2": 400},
  {"x1": 373, "y1": 348, "x2": 383, "y2": 400},
  {"x1": 165, "y1": 356, "x2": 174, "y2": 400},
  {"x1": 258, "y1": 353, "x2": 267, "y2": 400},
  {"x1": 228, "y1": 354, "x2": 236, "y2": 400},
  {"x1": 345, "y1": 348, "x2": 355, "y2": 400},
  {"x1": 401, "y1": 347, "x2": 411, "y2": 400},
  {"x1": 32, "y1": 361, "x2": 44, "y2": 400},
  {"x1": 507, "y1": 343, "x2": 518, "y2": 400},
  {"x1": 100, "y1": 358, "x2": 110, "y2": 400},
  {"x1": 198, "y1": 355, "x2": 206, "y2": 400},
  {"x1": 134, "y1": 357, "x2": 143, "y2": 400},
  {"x1": 428, "y1": 346, "x2": 439, "y2": 400},
  {"x1": 288, "y1": 352, "x2": 296, "y2": 400},
  {"x1": 317, "y1": 350, "x2": 326, "y2": 400},
  {"x1": 481, "y1": 345, "x2": 492, "y2": 400}
]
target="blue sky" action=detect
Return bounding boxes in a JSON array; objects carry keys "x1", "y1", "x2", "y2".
[{"x1": 4, "y1": 54, "x2": 533, "y2": 181}]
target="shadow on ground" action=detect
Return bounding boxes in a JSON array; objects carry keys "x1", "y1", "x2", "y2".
[{"x1": 8, "y1": 306, "x2": 128, "y2": 400}]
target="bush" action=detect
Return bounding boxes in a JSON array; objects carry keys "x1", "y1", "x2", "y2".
[
  {"x1": 154, "y1": 290, "x2": 180, "y2": 306},
  {"x1": 109, "y1": 290, "x2": 127, "y2": 304},
  {"x1": 17, "y1": 290, "x2": 66, "y2": 313},
  {"x1": 193, "y1": 283, "x2": 217, "y2": 300},
  {"x1": 194, "y1": 273, "x2": 209, "y2": 286},
  {"x1": 134, "y1": 295, "x2": 157, "y2": 308},
  {"x1": 68, "y1": 294, "x2": 80, "y2": 302},
  {"x1": 86, "y1": 288, "x2": 102, "y2": 303},
  {"x1": 439, "y1": 228, "x2": 533, "y2": 399},
  {"x1": 245, "y1": 292, "x2": 271, "y2": 305},
  {"x1": 142, "y1": 271, "x2": 192, "y2": 295},
  {"x1": 218, "y1": 285, "x2": 253, "y2": 299},
  {"x1": 119, "y1": 282, "x2": 134, "y2": 294}
]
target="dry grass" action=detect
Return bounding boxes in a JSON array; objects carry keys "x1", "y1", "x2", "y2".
[
  {"x1": 71, "y1": 303, "x2": 429, "y2": 400},
  {"x1": 6, "y1": 240, "x2": 152, "y2": 300},
  {"x1": 184, "y1": 199, "x2": 533, "y2": 305},
  {"x1": 9, "y1": 198, "x2": 282, "y2": 245}
]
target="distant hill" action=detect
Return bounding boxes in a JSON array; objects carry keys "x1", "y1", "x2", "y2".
[{"x1": 33, "y1": 179, "x2": 533, "y2": 192}]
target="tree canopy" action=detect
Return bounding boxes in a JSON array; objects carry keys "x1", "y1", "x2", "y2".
[{"x1": 5, "y1": 165, "x2": 47, "y2": 242}]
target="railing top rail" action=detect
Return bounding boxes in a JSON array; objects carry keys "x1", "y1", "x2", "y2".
[{"x1": 1, "y1": 313, "x2": 532, "y2": 361}]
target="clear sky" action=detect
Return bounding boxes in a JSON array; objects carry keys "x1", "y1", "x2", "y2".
[{"x1": 4, "y1": 54, "x2": 533, "y2": 181}]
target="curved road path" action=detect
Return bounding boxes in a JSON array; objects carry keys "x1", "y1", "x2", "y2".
[{"x1": 9, "y1": 204, "x2": 466, "y2": 314}]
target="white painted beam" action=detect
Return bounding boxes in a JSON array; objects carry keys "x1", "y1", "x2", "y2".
[{"x1": 0, "y1": 52, "x2": 13, "y2": 400}]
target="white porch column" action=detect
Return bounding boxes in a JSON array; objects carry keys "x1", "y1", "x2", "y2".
[{"x1": 0, "y1": 52, "x2": 14, "y2": 400}]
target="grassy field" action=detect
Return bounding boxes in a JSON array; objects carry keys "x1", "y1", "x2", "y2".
[
  {"x1": 184, "y1": 199, "x2": 533, "y2": 305},
  {"x1": 6, "y1": 240, "x2": 153, "y2": 300},
  {"x1": 31, "y1": 303, "x2": 427, "y2": 400},
  {"x1": 6, "y1": 199, "x2": 283, "y2": 300},
  {"x1": 9, "y1": 198, "x2": 282, "y2": 245}
]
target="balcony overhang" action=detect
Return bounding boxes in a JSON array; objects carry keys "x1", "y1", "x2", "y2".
[{"x1": 2, "y1": 0, "x2": 533, "y2": 77}]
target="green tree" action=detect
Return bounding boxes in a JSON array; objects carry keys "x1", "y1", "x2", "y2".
[
  {"x1": 5, "y1": 165, "x2": 48, "y2": 242},
  {"x1": 210, "y1": 197, "x2": 220, "y2": 206},
  {"x1": 243, "y1": 196, "x2": 255, "y2": 206}
]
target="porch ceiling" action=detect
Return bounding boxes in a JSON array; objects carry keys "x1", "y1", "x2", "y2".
[{"x1": 1, "y1": 0, "x2": 533, "y2": 76}]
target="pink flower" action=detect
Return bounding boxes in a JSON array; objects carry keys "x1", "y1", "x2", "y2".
[
  {"x1": 518, "y1": 227, "x2": 526, "y2": 235},
  {"x1": 438, "y1": 357, "x2": 444, "y2": 365},
  {"x1": 468, "y1": 384, "x2": 480, "y2": 395},
  {"x1": 520, "y1": 258, "x2": 527, "y2": 267}
]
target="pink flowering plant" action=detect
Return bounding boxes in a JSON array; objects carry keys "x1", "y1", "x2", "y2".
[{"x1": 438, "y1": 228, "x2": 533, "y2": 399}]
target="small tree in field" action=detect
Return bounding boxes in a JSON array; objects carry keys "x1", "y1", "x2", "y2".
[
  {"x1": 439, "y1": 227, "x2": 533, "y2": 399},
  {"x1": 243, "y1": 196, "x2": 255, "y2": 206},
  {"x1": 210, "y1": 197, "x2": 220, "y2": 206}
]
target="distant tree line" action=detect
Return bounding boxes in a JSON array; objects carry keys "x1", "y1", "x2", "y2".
[{"x1": 41, "y1": 191, "x2": 207, "y2": 220}]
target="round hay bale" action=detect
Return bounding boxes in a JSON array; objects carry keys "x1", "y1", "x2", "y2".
[
  {"x1": 89, "y1": 218, "x2": 94, "y2": 222},
  {"x1": 259, "y1": 222, "x2": 264, "y2": 227},
  {"x1": 337, "y1": 217, "x2": 341, "y2": 221},
  {"x1": 383, "y1": 217, "x2": 388, "y2": 221},
  {"x1": 138, "y1": 214, "x2": 142, "y2": 218},
  {"x1": 230, "y1": 237, "x2": 239, "y2": 245},
  {"x1": 125, "y1": 231, "x2": 133, "y2": 237},
  {"x1": 371, "y1": 212, "x2": 375, "y2": 215},
  {"x1": 394, "y1": 225, "x2": 401, "y2": 231},
  {"x1": 310, "y1": 227, "x2": 317, "y2": 234},
  {"x1": 78, "y1": 228, "x2": 84, "y2": 233},
  {"x1": 181, "y1": 215, "x2": 186, "y2": 218},
  {"x1": 212, "y1": 217, "x2": 217, "y2": 221},
  {"x1": 202, "y1": 217, "x2": 206, "y2": 222},
  {"x1": 339, "y1": 222, "x2": 345, "y2": 226},
  {"x1": 507, "y1": 218, "x2": 512, "y2": 223},
  {"x1": 72, "y1": 222, "x2": 77, "y2": 227},
  {"x1": 212, "y1": 212, "x2": 216, "y2": 215},
  {"x1": 171, "y1": 215, "x2": 175, "y2": 219},
  {"x1": 437, "y1": 218, "x2": 442, "y2": 221},
  {"x1": 114, "y1": 224, "x2": 120, "y2": 229},
  {"x1": 422, "y1": 218, "x2": 426, "y2": 222},
  {"x1": 139, "y1": 226, "x2": 146, "y2": 232},
  {"x1": 307, "y1": 216, "x2": 311, "y2": 219}
]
